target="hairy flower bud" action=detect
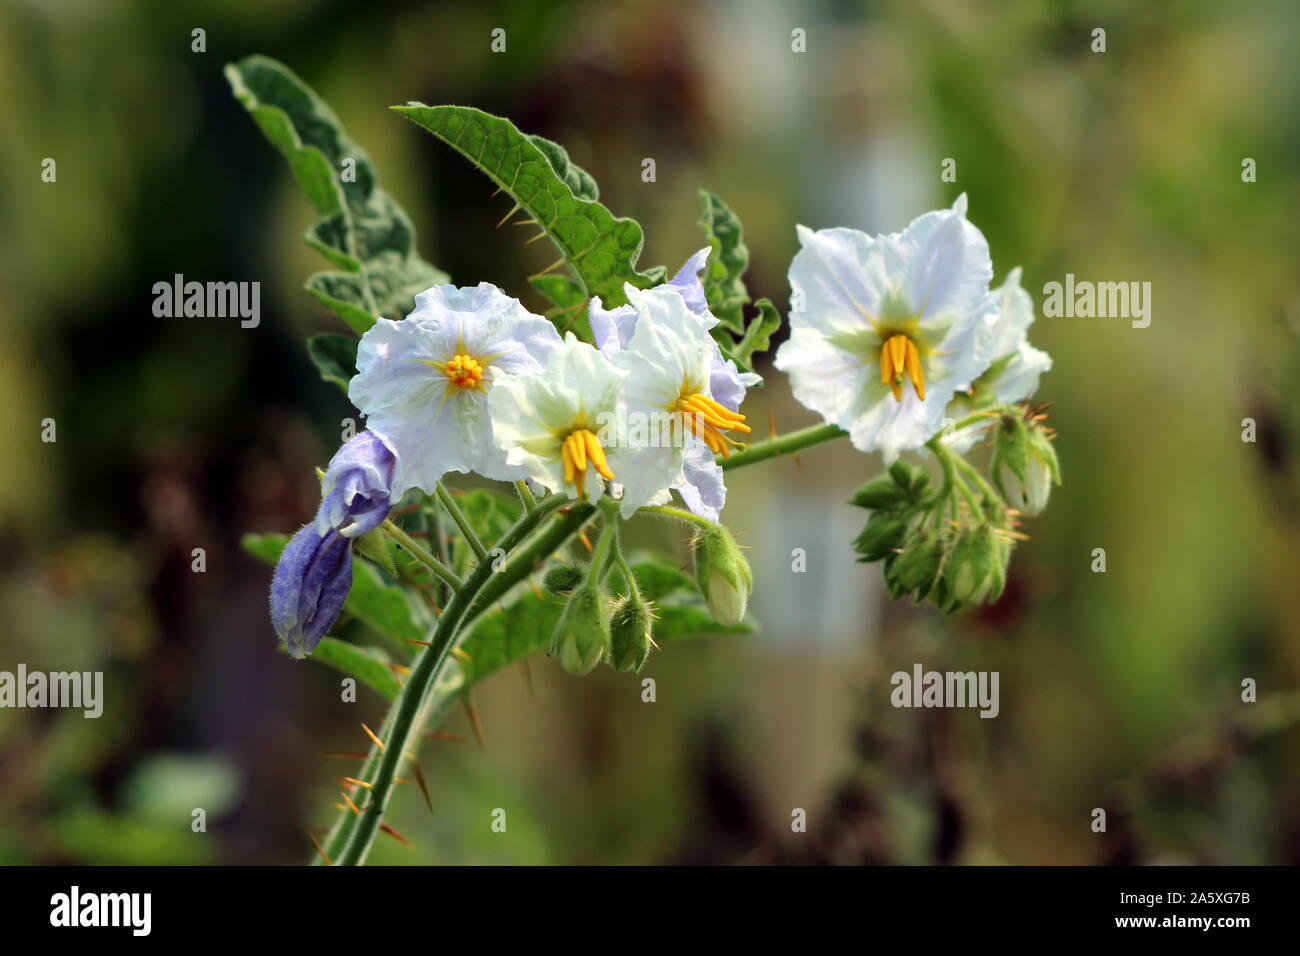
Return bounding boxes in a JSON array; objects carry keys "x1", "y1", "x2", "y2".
[
  {"x1": 888, "y1": 529, "x2": 947, "y2": 601},
  {"x1": 993, "y1": 413, "x2": 1060, "y2": 516},
  {"x1": 551, "y1": 584, "x2": 611, "y2": 675},
  {"x1": 943, "y1": 524, "x2": 1004, "y2": 605},
  {"x1": 609, "y1": 593, "x2": 654, "y2": 672},
  {"x1": 852, "y1": 511, "x2": 910, "y2": 563},
  {"x1": 543, "y1": 564, "x2": 586, "y2": 595},
  {"x1": 692, "y1": 523, "x2": 752, "y2": 627},
  {"x1": 271, "y1": 524, "x2": 353, "y2": 659}
]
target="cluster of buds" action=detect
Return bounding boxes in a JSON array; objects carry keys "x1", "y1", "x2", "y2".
[
  {"x1": 850, "y1": 457, "x2": 1019, "y2": 613},
  {"x1": 542, "y1": 514, "x2": 750, "y2": 675}
]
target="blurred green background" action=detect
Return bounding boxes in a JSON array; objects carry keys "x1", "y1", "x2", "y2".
[{"x1": 1, "y1": 0, "x2": 1298, "y2": 865}]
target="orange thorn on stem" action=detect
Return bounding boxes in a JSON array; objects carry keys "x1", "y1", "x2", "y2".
[
  {"x1": 361, "y1": 723, "x2": 386, "y2": 751},
  {"x1": 308, "y1": 833, "x2": 334, "y2": 866},
  {"x1": 379, "y1": 823, "x2": 414, "y2": 848}
]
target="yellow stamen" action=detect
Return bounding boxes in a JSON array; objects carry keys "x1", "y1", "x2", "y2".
[
  {"x1": 674, "y1": 392, "x2": 749, "y2": 457},
  {"x1": 560, "y1": 428, "x2": 611, "y2": 498},
  {"x1": 904, "y1": 338, "x2": 925, "y2": 400},
  {"x1": 442, "y1": 353, "x2": 485, "y2": 390},
  {"x1": 880, "y1": 333, "x2": 926, "y2": 402},
  {"x1": 583, "y1": 429, "x2": 614, "y2": 480}
]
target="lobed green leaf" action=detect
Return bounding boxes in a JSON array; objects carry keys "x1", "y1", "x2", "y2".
[
  {"x1": 394, "y1": 104, "x2": 658, "y2": 317},
  {"x1": 225, "y1": 55, "x2": 449, "y2": 341}
]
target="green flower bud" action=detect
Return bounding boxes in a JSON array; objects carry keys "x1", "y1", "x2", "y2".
[
  {"x1": 850, "y1": 475, "x2": 904, "y2": 510},
  {"x1": 543, "y1": 563, "x2": 586, "y2": 595},
  {"x1": 889, "y1": 459, "x2": 919, "y2": 489},
  {"x1": 943, "y1": 525, "x2": 1005, "y2": 605},
  {"x1": 852, "y1": 511, "x2": 910, "y2": 563},
  {"x1": 551, "y1": 584, "x2": 611, "y2": 675},
  {"x1": 609, "y1": 593, "x2": 654, "y2": 672},
  {"x1": 692, "y1": 523, "x2": 753, "y2": 627},
  {"x1": 888, "y1": 531, "x2": 947, "y2": 601},
  {"x1": 993, "y1": 411, "x2": 1060, "y2": 516}
]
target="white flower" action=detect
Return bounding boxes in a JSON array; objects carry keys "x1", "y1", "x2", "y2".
[
  {"x1": 600, "y1": 284, "x2": 753, "y2": 519},
  {"x1": 773, "y1": 194, "x2": 995, "y2": 462},
  {"x1": 590, "y1": 253, "x2": 758, "y2": 521},
  {"x1": 487, "y1": 333, "x2": 626, "y2": 502},
  {"x1": 348, "y1": 283, "x2": 562, "y2": 495},
  {"x1": 942, "y1": 267, "x2": 1053, "y2": 453}
]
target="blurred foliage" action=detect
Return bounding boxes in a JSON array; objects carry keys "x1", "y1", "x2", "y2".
[{"x1": 0, "y1": 0, "x2": 1297, "y2": 865}]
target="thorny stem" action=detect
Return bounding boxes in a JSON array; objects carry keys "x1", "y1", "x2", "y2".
[
  {"x1": 716, "y1": 422, "x2": 846, "y2": 470},
  {"x1": 332, "y1": 493, "x2": 572, "y2": 865}
]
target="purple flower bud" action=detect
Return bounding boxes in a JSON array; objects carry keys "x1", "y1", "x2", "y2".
[
  {"x1": 316, "y1": 430, "x2": 396, "y2": 538},
  {"x1": 270, "y1": 523, "x2": 353, "y2": 659}
]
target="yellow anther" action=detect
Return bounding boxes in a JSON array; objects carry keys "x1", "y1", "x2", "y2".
[
  {"x1": 443, "y1": 353, "x2": 484, "y2": 389},
  {"x1": 674, "y1": 392, "x2": 749, "y2": 457},
  {"x1": 880, "y1": 334, "x2": 926, "y2": 402},
  {"x1": 561, "y1": 429, "x2": 611, "y2": 498}
]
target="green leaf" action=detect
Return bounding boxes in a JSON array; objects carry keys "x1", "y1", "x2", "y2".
[
  {"x1": 394, "y1": 104, "x2": 657, "y2": 313},
  {"x1": 452, "y1": 489, "x2": 521, "y2": 549},
  {"x1": 694, "y1": 193, "x2": 781, "y2": 375},
  {"x1": 241, "y1": 531, "x2": 290, "y2": 565},
  {"x1": 731, "y1": 297, "x2": 781, "y2": 371},
  {"x1": 225, "y1": 55, "x2": 448, "y2": 332},
  {"x1": 698, "y1": 190, "x2": 751, "y2": 332},
  {"x1": 312, "y1": 637, "x2": 403, "y2": 701},
  {"x1": 457, "y1": 588, "x2": 564, "y2": 686},
  {"x1": 306, "y1": 333, "x2": 358, "y2": 393},
  {"x1": 529, "y1": 274, "x2": 586, "y2": 311},
  {"x1": 527, "y1": 134, "x2": 599, "y2": 201},
  {"x1": 344, "y1": 559, "x2": 428, "y2": 647}
]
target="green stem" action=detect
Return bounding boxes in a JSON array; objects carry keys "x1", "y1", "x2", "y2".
[
  {"x1": 333, "y1": 495, "x2": 569, "y2": 866},
  {"x1": 717, "y1": 422, "x2": 846, "y2": 470},
  {"x1": 611, "y1": 536, "x2": 642, "y2": 602},
  {"x1": 381, "y1": 520, "x2": 463, "y2": 590},
  {"x1": 952, "y1": 452, "x2": 1001, "y2": 504},
  {"x1": 637, "y1": 503, "x2": 718, "y2": 530},
  {"x1": 514, "y1": 479, "x2": 538, "y2": 514},
  {"x1": 436, "y1": 482, "x2": 488, "y2": 562},
  {"x1": 465, "y1": 503, "x2": 596, "y2": 623},
  {"x1": 585, "y1": 500, "x2": 619, "y2": 585}
]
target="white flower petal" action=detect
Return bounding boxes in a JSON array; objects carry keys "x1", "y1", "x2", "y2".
[{"x1": 348, "y1": 283, "x2": 561, "y2": 494}]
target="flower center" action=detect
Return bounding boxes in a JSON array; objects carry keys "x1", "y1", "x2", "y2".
[
  {"x1": 561, "y1": 428, "x2": 614, "y2": 499},
  {"x1": 673, "y1": 393, "x2": 751, "y2": 458},
  {"x1": 444, "y1": 353, "x2": 485, "y2": 390},
  {"x1": 880, "y1": 334, "x2": 926, "y2": 402}
]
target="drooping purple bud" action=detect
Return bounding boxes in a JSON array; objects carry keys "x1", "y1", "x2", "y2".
[
  {"x1": 316, "y1": 430, "x2": 396, "y2": 538},
  {"x1": 270, "y1": 523, "x2": 353, "y2": 659}
]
